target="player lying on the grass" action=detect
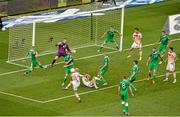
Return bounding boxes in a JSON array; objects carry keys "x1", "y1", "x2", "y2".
[
  {"x1": 98, "y1": 25, "x2": 120, "y2": 52},
  {"x1": 97, "y1": 52, "x2": 110, "y2": 86},
  {"x1": 163, "y1": 47, "x2": 177, "y2": 83},
  {"x1": 82, "y1": 73, "x2": 99, "y2": 89},
  {"x1": 128, "y1": 60, "x2": 139, "y2": 92},
  {"x1": 24, "y1": 46, "x2": 46, "y2": 75},
  {"x1": 157, "y1": 31, "x2": 171, "y2": 58},
  {"x1": 64, "y1": 68, "x2": 81, "y2": 102},
  {"x1": 127, "y1": 28, "x2": 143, "y2": 61},
  {"x1": 62, "y1": 51, "x2": 75, "y2": 86},
  {"x1": 51, "y1": 39, "x2": 75, "y2": 67},
  {"x1": 146, "y1": 47, "x2": 163, "y2": 84},
  {"x1": 118, "y1": 76, "x2": 134, "y2": 116}
]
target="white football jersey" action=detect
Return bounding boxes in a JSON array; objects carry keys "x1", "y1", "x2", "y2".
[
  {"x1": 133, "y1": 32, "x2": 142, "y2": 39},
  {"x1": 168, "y1": 51, "x2": 176, "y2": 63}
]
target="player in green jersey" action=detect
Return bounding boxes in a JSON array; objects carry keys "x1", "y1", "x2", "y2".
[
  {"x1": 118, "y1": 76, "x2": 134, "y2": 116},
  {"x1": 146, "y1": 47, "x2": 163, "y2": 84},
  {"x1": 98, "y1": 25, "x2": 120, "y2": 52},
  {"x1": 24, "y1": 46, "x2": 46, "y2": 75},
  {"x1": 158, "y1": 31, "x2": 171, "y2": 57},
  {"x1": 62, "y1": 51, "x2": 75, "y2": 86},
  {"x1": 97, "y1": 53, "x2": 110, "y2": 86},
  {"x1": 128, "y1": 60, "x2": 139, "y2": 92}
]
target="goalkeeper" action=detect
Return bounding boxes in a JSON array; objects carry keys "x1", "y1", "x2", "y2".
[
  {"x1": 51, "y1": 39, "x2": 73, "y2": 67},
  {"x1": 98, "y1": 25, "x2": 120, "y2": 52},
  {"x1": 24, "y1": 46, "x2": 46, "y2": 75}
]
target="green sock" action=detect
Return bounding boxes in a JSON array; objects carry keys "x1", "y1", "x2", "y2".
[
  {"x1": 130, "y1": 83, "x2": 137, "y2": 91},
  {"x1": 122, "y1": 102, "x2": 125, "y2": 112},
  {"x1": 63, "y1": 76, "x2": 67, "y2": 83},
  {"x1": 100, "y1": 77, "x2": 107, "y2": 83},
  {"x1": 125, "y1": 103, "x2": 128, "y2": 113},
  {"x1": 152, "y1": 74, "x2": 156, "y2": 80}
]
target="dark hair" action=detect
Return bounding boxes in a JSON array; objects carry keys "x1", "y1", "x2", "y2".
[
  {"x1": 153, "y1": 47, "x2": 156, "y2": 49},
  {"x1": 169, "y1": 47, "x2": 173, "y2": 51},
  {"x1": 134, "y1": 60, "x2": 138, "y2": 64},
  {"x1": 134, "y1": 27, "x2": 139, "y2": 31},
  {"x1": 123, "y1": 76, "x2": 127, "y2": 79},
  {"x1": 162, "y1": 31, "x2": 166, "y2": 33}
]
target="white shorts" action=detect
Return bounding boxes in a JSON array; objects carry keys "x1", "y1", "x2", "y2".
[
  {"x1": 166, "y1": 62, "x2": 175, "y2": 72},
  {"x1": 131, "y1": 42, "x2": 142, "y2": 49},
  {"x1": 72, "y1": 80, "x2": 80, "y2": 91},
  {"x1": 82, "y1": 78, "x2": 94, "y2": 87}
]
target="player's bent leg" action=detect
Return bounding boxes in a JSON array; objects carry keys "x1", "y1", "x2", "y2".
[
  {"x1": 98, "y1": 42, "x2": 106, "y2": 52},
  {"x1": 152, "y1": 70, "x2": 156, "y2": 84},
  {"x1": 114, "y1": 41, "x2": 119, "y2": 50},
  {"x1": 172, "y1": 71, "x2": 176, "y2": 83},
  {"x1": 51, "y1": 56, "x2": 59, "y2": 66},
  {"x1": 127, "y1": 48, "x2": 134, "y2": 58},
  {"x1": 139, "y1": 48, "x2": 142, "y2": 61},
  {"x1": 62, "y1": 74, "x2": 68, "y2": 87},
  {"x1": 74, "y1": 91, "x2": 81, "y2": 102},
  {"x1": 64, "y1": 80, "x2": 72, "y2": 90}
]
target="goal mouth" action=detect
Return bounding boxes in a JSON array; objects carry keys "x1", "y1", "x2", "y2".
[{"x1": 7, "y1": 6, "x2": 124, "y2": 67}]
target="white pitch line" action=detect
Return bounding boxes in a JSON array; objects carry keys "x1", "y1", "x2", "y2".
[
  {"x1": 0, "y1": 38, "x2": 180, "y2": 77},
  {"x1": 43, "y1": 71, "x2": 180, "y2": 103},
  {"x1": 0, "y1": 90, "x2": 43, "y2": 103},
  {"x1": 0, "y1": 69, "x2": 27, "y2": 76}
]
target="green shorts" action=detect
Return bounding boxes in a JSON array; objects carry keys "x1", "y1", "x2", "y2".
[
  {"x1": 120, "y1": 92, "x2": 129, "y2": 102},
  {"x1": 65, "y1": 65, "x2": 74, "y2": 75},
  {"x1": 148, "y1": 62, "x2": 158, "y2": 71},
  {"x1": 105, "y1": 38, "x2": 116, "y2": 43},
  {"x1": 129, "y1": 75, "x2": 137, "y2": 83},
  {"x1": 31, "y1": 59, "x2": 39, "y2": 68},
  {"x1": 158, "y1": 44, "x2": 167, "y2": 53},
  {"x1": 100, "y1": 68, "x2": 108, "y2": 75}
]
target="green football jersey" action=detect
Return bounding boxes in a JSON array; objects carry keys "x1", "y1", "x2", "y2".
[
  {"x1": 130, "y1": 65, "x2": 139, "y2": 76},
  {"x1": 106, "y1": 28, "x2": 118, "y2": 39},
  {"x1": 149, "y1": 52, "x2": 161, "y2": 63},
  {"x1": 27, "y1": 49, "x2": 37, "y2": 61},
  {"x1": 119, "y1": 80, "x2": 130, "y2": 94},
  {"x1": 160, "y1": 35, "x2": 169, "y2": 45},
  {"x1": 102, "y1": 56, "x2": 110, "y2": 69},
  {"x1": 64, "y1": 55, "x2": 74, "y2": 65}
]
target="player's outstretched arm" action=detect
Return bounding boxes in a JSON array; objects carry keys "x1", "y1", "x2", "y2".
[
  {"x1": 100, "y1": 32, "x2": 106, "y2": 39},
  {"x1": 118, "y1": 86, "x2": 120, "y2": 96},
  {"x1": 167, "y1": 39, "x2": 172, "y2": 48},
  {"x1": 128, "y1": 86, "x2": 134, "y2": 96},
  {"x1": 146, "y1": 57, "x2": 151, "y2": 66}
]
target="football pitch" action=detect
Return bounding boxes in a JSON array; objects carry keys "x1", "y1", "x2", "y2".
[{"x1": 0, "y1": 0, "x2": 180, "y2": 116}]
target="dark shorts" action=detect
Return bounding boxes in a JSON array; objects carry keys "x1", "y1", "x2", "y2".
[{"x1": 56, "y1": 52, "x2": 66, "y2": 57}]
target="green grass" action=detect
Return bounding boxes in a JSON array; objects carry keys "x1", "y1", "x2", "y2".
[{"x1": 0, "y1": 0, "x2": 180, "y2": 116}]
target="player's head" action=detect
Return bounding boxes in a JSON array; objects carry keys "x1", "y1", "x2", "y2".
[
  {"x1": 75, "y1": 68, "x2": 79, "y2": 72},
  {"x1": 63, "y1": 39, "x2": 67, "y2": 44},
  {"x1": 32, "y1": 46, "x2": 35, "y2": 50},
  {"x1": 123, "y1": 76, "x2": 127, "y2": 80},
  {"x1": 104, "y1": 52, "x2": 109, "y2": 56},
  {"x1": 133, "y1": 60, "x2": 138, "y2": 65},
  {"x1": 66, "y1": 51, "x2": 71, "y2": 55},
  {"x1": 134, "y1": 27, "x2": 139, "y2": 32},
  {"x1": 162, "y1": 31, "x2": 166, "y2": 35},
  {"x1": 152, "y1": 47, "x2": 157, "y2": 52},
  {"x1": 169, "y1": 47, "x2": 173, "y2": 52}
]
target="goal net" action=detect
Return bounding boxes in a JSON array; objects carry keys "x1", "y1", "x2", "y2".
[{"x1": 7, "y1": 6, "x2": 123, "y2": 67}]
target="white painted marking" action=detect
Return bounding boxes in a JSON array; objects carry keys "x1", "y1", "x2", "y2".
[{"x1": 0, "y1": 90, "x2": 43, "y2": 103}]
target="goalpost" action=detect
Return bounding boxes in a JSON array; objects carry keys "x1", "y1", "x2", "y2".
[{"x1": 7, "y1": 5, "x2": 125, "y2": 67}]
